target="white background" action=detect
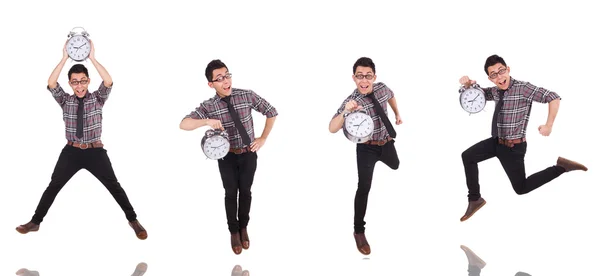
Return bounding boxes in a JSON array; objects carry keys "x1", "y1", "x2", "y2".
[{"x1": 1, "y1": 0, "x2": 599, "y2": 275}]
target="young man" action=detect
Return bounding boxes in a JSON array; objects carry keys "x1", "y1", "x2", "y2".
[
  {"x1": 179, "y1": 59, "x2": 278, "y2": 255},
  {"x1": 329, "y1": 57, "x2": 403, "y2": 255},
  {"x1": 458, "y1": 54, "x2": 588, "y2": 222},
  {"x1": 16, "y1": 40, "x2": 147, "y2": 240}
]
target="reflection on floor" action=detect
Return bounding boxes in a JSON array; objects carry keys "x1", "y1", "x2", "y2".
[
  {"x1": 461, "y1": 245, "x2": 531, "y2": 276},
  {"x1": 15, "y1": 262, "x2": 148, "y2": 276},
  {"x1": 231, "y1": 264, "x2": 250, "y2": 276}
]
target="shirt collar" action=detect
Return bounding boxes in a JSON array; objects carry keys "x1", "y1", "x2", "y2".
[{"x1": 212, "y1": 88, "x2": 237, "y2": 103}]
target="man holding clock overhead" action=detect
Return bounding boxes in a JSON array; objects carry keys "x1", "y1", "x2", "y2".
[
  {"x1": 15, "y1": 40, "x2": 147, "y2": 240},
  {"x1": 458, "y1": 54, "x2": 588, "y2": 222},
  {"x1": 329, "y1": 57, "x2": 403, "y2": 255},
  {"x1": 179, "y1": 59, "x2": 278, "y2": 255}
]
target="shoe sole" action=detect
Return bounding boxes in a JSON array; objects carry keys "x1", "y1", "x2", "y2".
[
  {"x1": 460, "y1": 200, "x2": 486, "y2": 222},
  {"x1": 16, "y1": 228, "x2": 38, "y2": 234}
]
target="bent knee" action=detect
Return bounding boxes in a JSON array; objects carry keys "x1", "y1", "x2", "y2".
[
  {"x1": 461, "y1": 150, "x2": 470, "y2": 161},
  {"x1": 513, "y1": 187, "x2": 529, "y2": 195}
]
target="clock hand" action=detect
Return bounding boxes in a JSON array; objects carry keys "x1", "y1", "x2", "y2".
[
  {"x1": 468, "y1": 94, "x2": 480, "y2": 102},
  {"x1": 211, "y1": 143, "x2": 225, "y2": 148}
]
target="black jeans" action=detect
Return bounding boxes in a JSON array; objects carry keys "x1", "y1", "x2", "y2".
[
  {"x1": 217, "y1": 151, "x2": 258, "y2": 234},
  {"x1": 461, "y1": 137, "x2": 565, "y2": 201},
  {"x1": 354, "y1": 140, "x2": 399, "y2": 233},
  {"x1": 31, "y1": 145, "x2": 138, "y2": 224}
]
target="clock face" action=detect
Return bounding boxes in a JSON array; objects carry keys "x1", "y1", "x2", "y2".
[
  {"x1": 203, "y1": 135, "x2": 230, "y2": 160},
  {"x1": 460, "y1": 88, "x2": 486, "y2": 113},
  {"x1": 67, "y1": 35, "x2": 91, "y2": 61},
  {"x1": 344, "y1": 112, "x2": 374, "y2": 138}
]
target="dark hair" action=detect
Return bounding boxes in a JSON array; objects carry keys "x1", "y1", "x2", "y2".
[
  {"x1": 353, "y1": 57, "x2": 376, "y2": 74},
  {"x1": 68, "y1": 64, "x2": 89, "y2": 80},
  {"x1": 205, "y1": 59, "x2": 228, "y2": 82},
  {"x1": 484, "y1": 55, "x2": 507, "y2": 75}
]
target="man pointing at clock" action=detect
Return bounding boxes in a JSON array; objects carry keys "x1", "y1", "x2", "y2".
[
  {"x1": 15, "y1": 40, "x2": 147, "y2": 240},
  {"x1": 458, "y1": 54, "x2": 588, "y2": 222},
  {"x1": 180, "y1": 59, "x2": 278, "y2": 255},
  {"x1": 329, "y1": 57, "x2": 403, "y2": 255}
]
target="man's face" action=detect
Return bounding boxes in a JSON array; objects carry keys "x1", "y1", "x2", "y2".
[
  {"x1": 487, "y1": 63, "x2": 510, "y2": 90},
  {"x1": 69, "y1": 73, "x2": 90, "y2": 98},
  {"x1": 208, "y1": 67, "x2": 232, "y2": 97},
  {"x1": 353, "y1": 66, "x2": 376, "y2": 94}
]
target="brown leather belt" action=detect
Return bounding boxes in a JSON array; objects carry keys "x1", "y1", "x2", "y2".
[
  {"x1": 67, "y1": 141, "x2": 104, "y2": 149},
  {"x1": 229, "y1": 147, "x2": 251, "y2": 154},
  {"x1": 363, "y1": 137, "x2": 393, "y2": 146},
  {"x1": 498, "y1": 137, "x2": 526, "y2": 148}
]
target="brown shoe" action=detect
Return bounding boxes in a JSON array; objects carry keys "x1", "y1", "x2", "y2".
[
  {"x1": 129, "y1": 220, "x2": 147, "y2": 240},
  {"x1": 353, "y1": 232, "x2": 371, "y2": 255},
  {"x1": 557, "y1": 157, "x2": 588, "y2": 172},
  {"x1": 240, "y1": 228, "x2": 250, "y2": 250},
  {"x1": 16, "y1": 222, "x2": 39, "y2": 234},
  {"x1": 460, "y1": 198, "x2": 486, "y2": 222},
  {"x1": 231, "y1": 232, "x2": 243, "y2": 255}
]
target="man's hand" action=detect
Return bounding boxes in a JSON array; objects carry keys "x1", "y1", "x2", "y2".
[
  {"x1": 538, "y1": 124, "x2": 552, "y2": 136},
  {"x1": 344, "y1": 100, "x2": 362, "y2": 113},
  {"x1": 395, "y1": 115, "x2": 403, "y2": 125},
  {"x1": 459, "y1": 76, "x2": 476, "y2": 87},
  {"x1": 207, "y1": 119, "x2": 224, "y2": 130},
  {"x1": 250, "y1": 137, "x2": 266, "y2": 152},
  {"x1": 62, "y1": 40, "x2": 69, "y2": 60},
  {"x1": 89, "y1": 39, "x2": 96, "y2": 61}
]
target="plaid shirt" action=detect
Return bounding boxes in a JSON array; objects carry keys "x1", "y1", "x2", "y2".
[
  {"x1": 48, "y1": 82, "x2": 111, "y2": 143},
  {"x1": 333, "y1": 82, "x2": 395, "y2": 141},
  {"x1": 184, "y1": 88, "x2": 278, "y2": 149},
  {"x1": 482, "y1": 77, "x2": 561, "y2": 139}
]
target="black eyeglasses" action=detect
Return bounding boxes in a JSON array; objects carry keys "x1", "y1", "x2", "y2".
[
  {"x1": 355, "y1": 74, "x2": 374, "y2": 80},
  {"x1": 70, "y1": 79, "x2": 89, "y2": 85},
  {"x1": 211, "y1": 73, "x2": 232, "y2": 83},
  {"x1": 488, "y1": 68, "x2": 507, "y2": 79}
]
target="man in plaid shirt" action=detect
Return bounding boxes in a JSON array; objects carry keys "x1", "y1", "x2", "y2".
[
  {"x1": 16, "y1": 40, "x2": 147, "y2": 240},
  {"x1": 180, "y1": 59, "x2": 278, "y2": 255},
  {"x1": 329, "y1": 57, "x2": 403, "y2": 255},
  {"x1": 459, "y1": 54, "x2": 588, "y2": 222}
]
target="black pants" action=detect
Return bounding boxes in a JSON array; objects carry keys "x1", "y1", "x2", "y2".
[
  {"x1": 217, "y1": 151, "x2": 258, "y2": 234},
  {"x1": 461, "y1": 137, "x2": 565, "y2": 201},
  {"x1": 31, "y1": 145, "x2": 138, "y2": 224},
  {"x1": 354, "y1": 140, "x2": 399, "y2": 233}
]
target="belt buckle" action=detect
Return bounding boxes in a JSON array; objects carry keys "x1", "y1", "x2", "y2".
[
  {"x1": 79, "y1": 143, "x2": 89, "y2": 149},
  {"x1": 233, "y1": 148, "x2": 244, "y2": 154},
  {"x1": 377, "y1": 140, "x2": 385, "y2": 146}
]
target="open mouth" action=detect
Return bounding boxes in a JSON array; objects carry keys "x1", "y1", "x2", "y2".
[
  {"x1": 360, "y1": 85, "x2": 369, "y2": 90},
  {"x1": 223, "y1": 86, "x2": 231, "y2": 92},
  {"x1": 75, "y1": 89, "x2": 86, "y2": 96},
  {"x1": 499, "y1": 79, "x2": 507, "y2": 86}
]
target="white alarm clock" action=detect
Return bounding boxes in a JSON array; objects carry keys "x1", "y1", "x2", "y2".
[
  {"x1": 343, "y1": 109, "x2": 374, "y2": 143},
  {"x1": 201, "y1": 129, "x2": 230, "y2": 160},
  {"x1": 66, "y1": 27, "x2": 91, "y2": 62},
  {"x1": 459, "y1": 84, "x2": 486, "y2": 114}
]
